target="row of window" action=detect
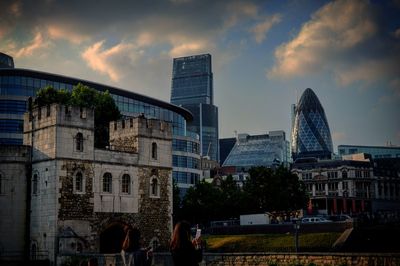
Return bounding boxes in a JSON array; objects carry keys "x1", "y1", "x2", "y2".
[
  {"x1": 172, "y1": 139, "x2": 199, "y2": 154},
  {"x1": 0, "y1": 119, "x2": 23, "y2": 133},
  {"x1": 302, "y1": 170, "x2": 371, "y2": 180},
  {"x1": 172, "y1": 171, "x2": 200, "y2": 184},
  {"x1": 0, "y1": 75, "x2": 74, "y2": 92},
  {"x1": 173, "y1": 155, "x2": 199, "y2": 169},
  {"x1": 0, "y1": 100, "x2": 27, "y2": 114},
  {"x1": 31, "y1": 172, "x2": 161, "y2": 197}
]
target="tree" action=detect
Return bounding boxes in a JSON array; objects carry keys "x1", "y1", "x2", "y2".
[
  {"x1": 34, "y1": 86, "x2": 70, "y2": 106},
  {"x1": 243, "y1": 166, "x2": 309, "y2": 212},
  {"x1": 179, "y1": 166, "x2": 309, "y2": 225},
  {"x1": 181, "y1": 180, "x2": 223, "y2": 225},
  {"x1": 34, "y1": 83, "x2": 121, "y2": 148}
]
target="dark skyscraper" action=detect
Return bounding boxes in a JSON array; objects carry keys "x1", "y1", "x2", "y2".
[
  {"x1": 171, "y1": 54, "x2": 219, "y2": 161},
  {"x1": 291, "y1": 88, "x2": 333, "y2": 160}
]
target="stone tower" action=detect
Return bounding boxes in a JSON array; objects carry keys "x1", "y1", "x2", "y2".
[{"x1": 23, "y1": 104, "x2": 173, "y2": 264}]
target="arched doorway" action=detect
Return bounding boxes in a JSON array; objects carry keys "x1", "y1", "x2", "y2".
[{"x1": 99, "y1": 222, "x2": 126, "y2": 253}]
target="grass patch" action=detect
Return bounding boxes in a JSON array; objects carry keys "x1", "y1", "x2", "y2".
[{"x1": 204, "y1": 232, "x2": 341, "y2": 252}]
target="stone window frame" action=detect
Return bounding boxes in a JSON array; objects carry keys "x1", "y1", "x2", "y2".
[
  {"x1": 149, "y1": 237, "x2": 160, "y2": 251},
  {"x1": 149, "y1": 175, "x2": 160, "y2": 198},
  {"x1": 120, "y1": 173, "x2": 131, "y2": 195},
  {"x1": 73, "y1": 170, "x2": 85, "y2": 194},
  {"x1": 75, "y1": 132, "x2": 84, "y2": 152},
  {"x1": 151, "y1": 142, "x2": 157, "y2": 160},
  {"x1": 102, "y1": 172, "x2": 113, "y2": 193},
  {"x1": 32, "y1": 171, "x2": 39, "y2": 195}
]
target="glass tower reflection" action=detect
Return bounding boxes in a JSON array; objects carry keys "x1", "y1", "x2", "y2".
[{"x1": 171, "y1": 54, "x2": 219, "y2": 161}]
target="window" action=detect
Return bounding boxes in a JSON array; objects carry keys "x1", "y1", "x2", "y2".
[
  {"x1": 46, "y1": 105, "x2": 51, "y2": 117},
  {"x1": 103, "y1": 172, "x2": 112, "y2": 193},
  {"x1": 152, "y1": 142, "x2": 157, "y2": 160},
  {"x1": 80, "y1": 107, "x2": 86, "y2": 119},
  {"x1": 121, "y1": 174, "x2": 130, "y2": 194},
  {"x1": 76, "y1": 133, "x2": 83, "y2": 152},
  {"x1": 342, "y1": 171, "x2": 348, "y2": 178},
  {"x1": 327, "y1": 171, "x2": 338, "y2": 179},
  {"x1": 355, "y1": 170, "x2": 362, "y2": 178},
  {"x1": 32, "y1": 174, "x2": 39, "y2": 195},
  {"x1": 74, "y1": 172, "x2": 83, "y2": 193},
  {"x1": 150, "y1": 176, "x2": 160, "y2": 198}
]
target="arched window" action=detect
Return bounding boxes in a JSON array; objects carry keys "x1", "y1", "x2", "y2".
[
  {"x1": 74, "y1": 172, "x2": 84, "y2": 193},
  {"x1": 121, "y1": 174, "x2": 131, "y2": 194},
  {"x1": 342, "y1": 171, "x2": 348, "y2": 178},
  {"x1": 32, "y1": 174, "x2": 39, "y2": 195},
  {"x1": 150, "y1": 176, "x2": 160, "y2": 198},
  {"x1": 31, "y1": 243, "x2": 37, "y2": 260},
  {"x1": 151, "y1": 142, "x2": 157, "y2": 160},
  {"x1": 76, "y1": 133, "x2": 83, "y2": 152},
  {"x1": 103, "y1": 172, "x2": 112, "y2": 193}
]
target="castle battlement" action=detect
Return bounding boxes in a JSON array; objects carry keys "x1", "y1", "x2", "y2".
[
  {"x1": 109, "y1": 116, "x2": 172, "y2": 140},
  {"x1": 24, "y1": 104, "x2": 94, "y2": 133}
]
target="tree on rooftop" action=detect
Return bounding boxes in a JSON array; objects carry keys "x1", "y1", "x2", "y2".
[{"x1": 34, "y1": 83, "x2": 121, "y2": 148}]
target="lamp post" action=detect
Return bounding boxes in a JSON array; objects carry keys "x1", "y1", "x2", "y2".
[{"x1": 293, "y1": 218, "x2": 300, "y2": 252}]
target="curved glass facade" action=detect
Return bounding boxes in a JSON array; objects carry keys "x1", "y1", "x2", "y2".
[
  {"x1": 0, "y1": 52, "x2": 14, "y2": 68},
  {"x1": 291, "y1": 88, "x2": 333, "y2": 160}
]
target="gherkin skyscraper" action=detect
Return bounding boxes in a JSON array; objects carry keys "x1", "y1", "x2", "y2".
[{"x1": 291, "y1": 88, "x2": 333, "y2": 160}]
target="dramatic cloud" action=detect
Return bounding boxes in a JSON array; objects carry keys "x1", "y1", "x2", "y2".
[
  {"x1": 47, "y1": 25, "x2": 89, "y2": 44},
  {"x1": 82, "y1": 41, "x2": 136, "y2": 82},
  {"x1": 15, "y1": 32, "x2": 49, "y2": 58},
  {"x1": 250, "y1": 14, "x2": 281, "y2": 43},
  {"x1": 268, "y1": 0, "x2": 400, "y2": 88}
]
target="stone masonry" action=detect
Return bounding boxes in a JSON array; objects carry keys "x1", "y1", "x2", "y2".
[{"x1": 18, "y1": 104, "x2": 173, "y2": 265}]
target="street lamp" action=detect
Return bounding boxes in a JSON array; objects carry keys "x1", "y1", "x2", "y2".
[{"x1": 292, "y1": 218, "x2": 301, "y2": 252}]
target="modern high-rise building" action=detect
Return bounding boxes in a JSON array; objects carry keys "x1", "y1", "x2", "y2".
[
  {"x1": 291, "y1": 88, "x2": 333, "y2": 160},
  {"x1": 170, "y1": 54, "x2": 219, "y2": 162},
  {"x1": 0, "y1": 52, "x2": 201, "y2": 198}
]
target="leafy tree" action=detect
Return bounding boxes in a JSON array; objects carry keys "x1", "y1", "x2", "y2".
[
  {"x1": 181, "y1": 180, "x2": 223, "y2": 225},
  {"x1": 179, "y1": 166, "x2": 309, "y2": 225},
  {"x1": 34, "y1": 83, "x2": 121, "y2": 148},
  {"x1": 34, "y1": 86, "x2": 70, "y2": 106},
  {"x1": 243, "y1": 165, "x2": 308, "y2": 212}
]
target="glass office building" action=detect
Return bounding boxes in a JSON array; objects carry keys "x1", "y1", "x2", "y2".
[
  {"x1": 223, "y1": 131, "x2": 290, "y2": 170},
  {"x1": 338, "y1": 145, "x2": 400, "y2": 159},
  {"x1": 170, "y1": 54, "x2": 219, "y2": 161},
  {"x1": 291, "y1": 88, "x2": 333, "y2": 160},
  {"x1": 0, "y1": 53, "x2": 201, "y2": 193}
]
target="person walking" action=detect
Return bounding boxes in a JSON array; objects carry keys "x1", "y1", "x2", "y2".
[
  {"x1": 121, "y1": 225, "x2": 153, "y2": 266},
  {"x1": 170, "y1": 221, "x2": 202, "y2": 266}
]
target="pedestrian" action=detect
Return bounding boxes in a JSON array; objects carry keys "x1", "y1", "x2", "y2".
[
  {"x1": 121, "y1": 225, "x2": 153, "y2": 266},
  {"x1": 170, "y1": 221, "x2": 202, "y2": 266}
]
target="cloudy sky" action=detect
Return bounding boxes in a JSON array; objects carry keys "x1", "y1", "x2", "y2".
[{"x1": 1, "y1": 0, "x2": 399, "y2": 150}]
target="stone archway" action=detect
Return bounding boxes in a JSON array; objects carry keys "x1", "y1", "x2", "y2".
[{"x1": 99, "y1": 222, "x2": 126, "y2": 253}]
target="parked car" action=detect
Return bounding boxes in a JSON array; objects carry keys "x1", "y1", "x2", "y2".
[
  {"x1": 301, "y1": 216, "x2": 332, "y2": 223},
  {"x1": 327, "y1": 215, "x2": 353, "y2": 222}
]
